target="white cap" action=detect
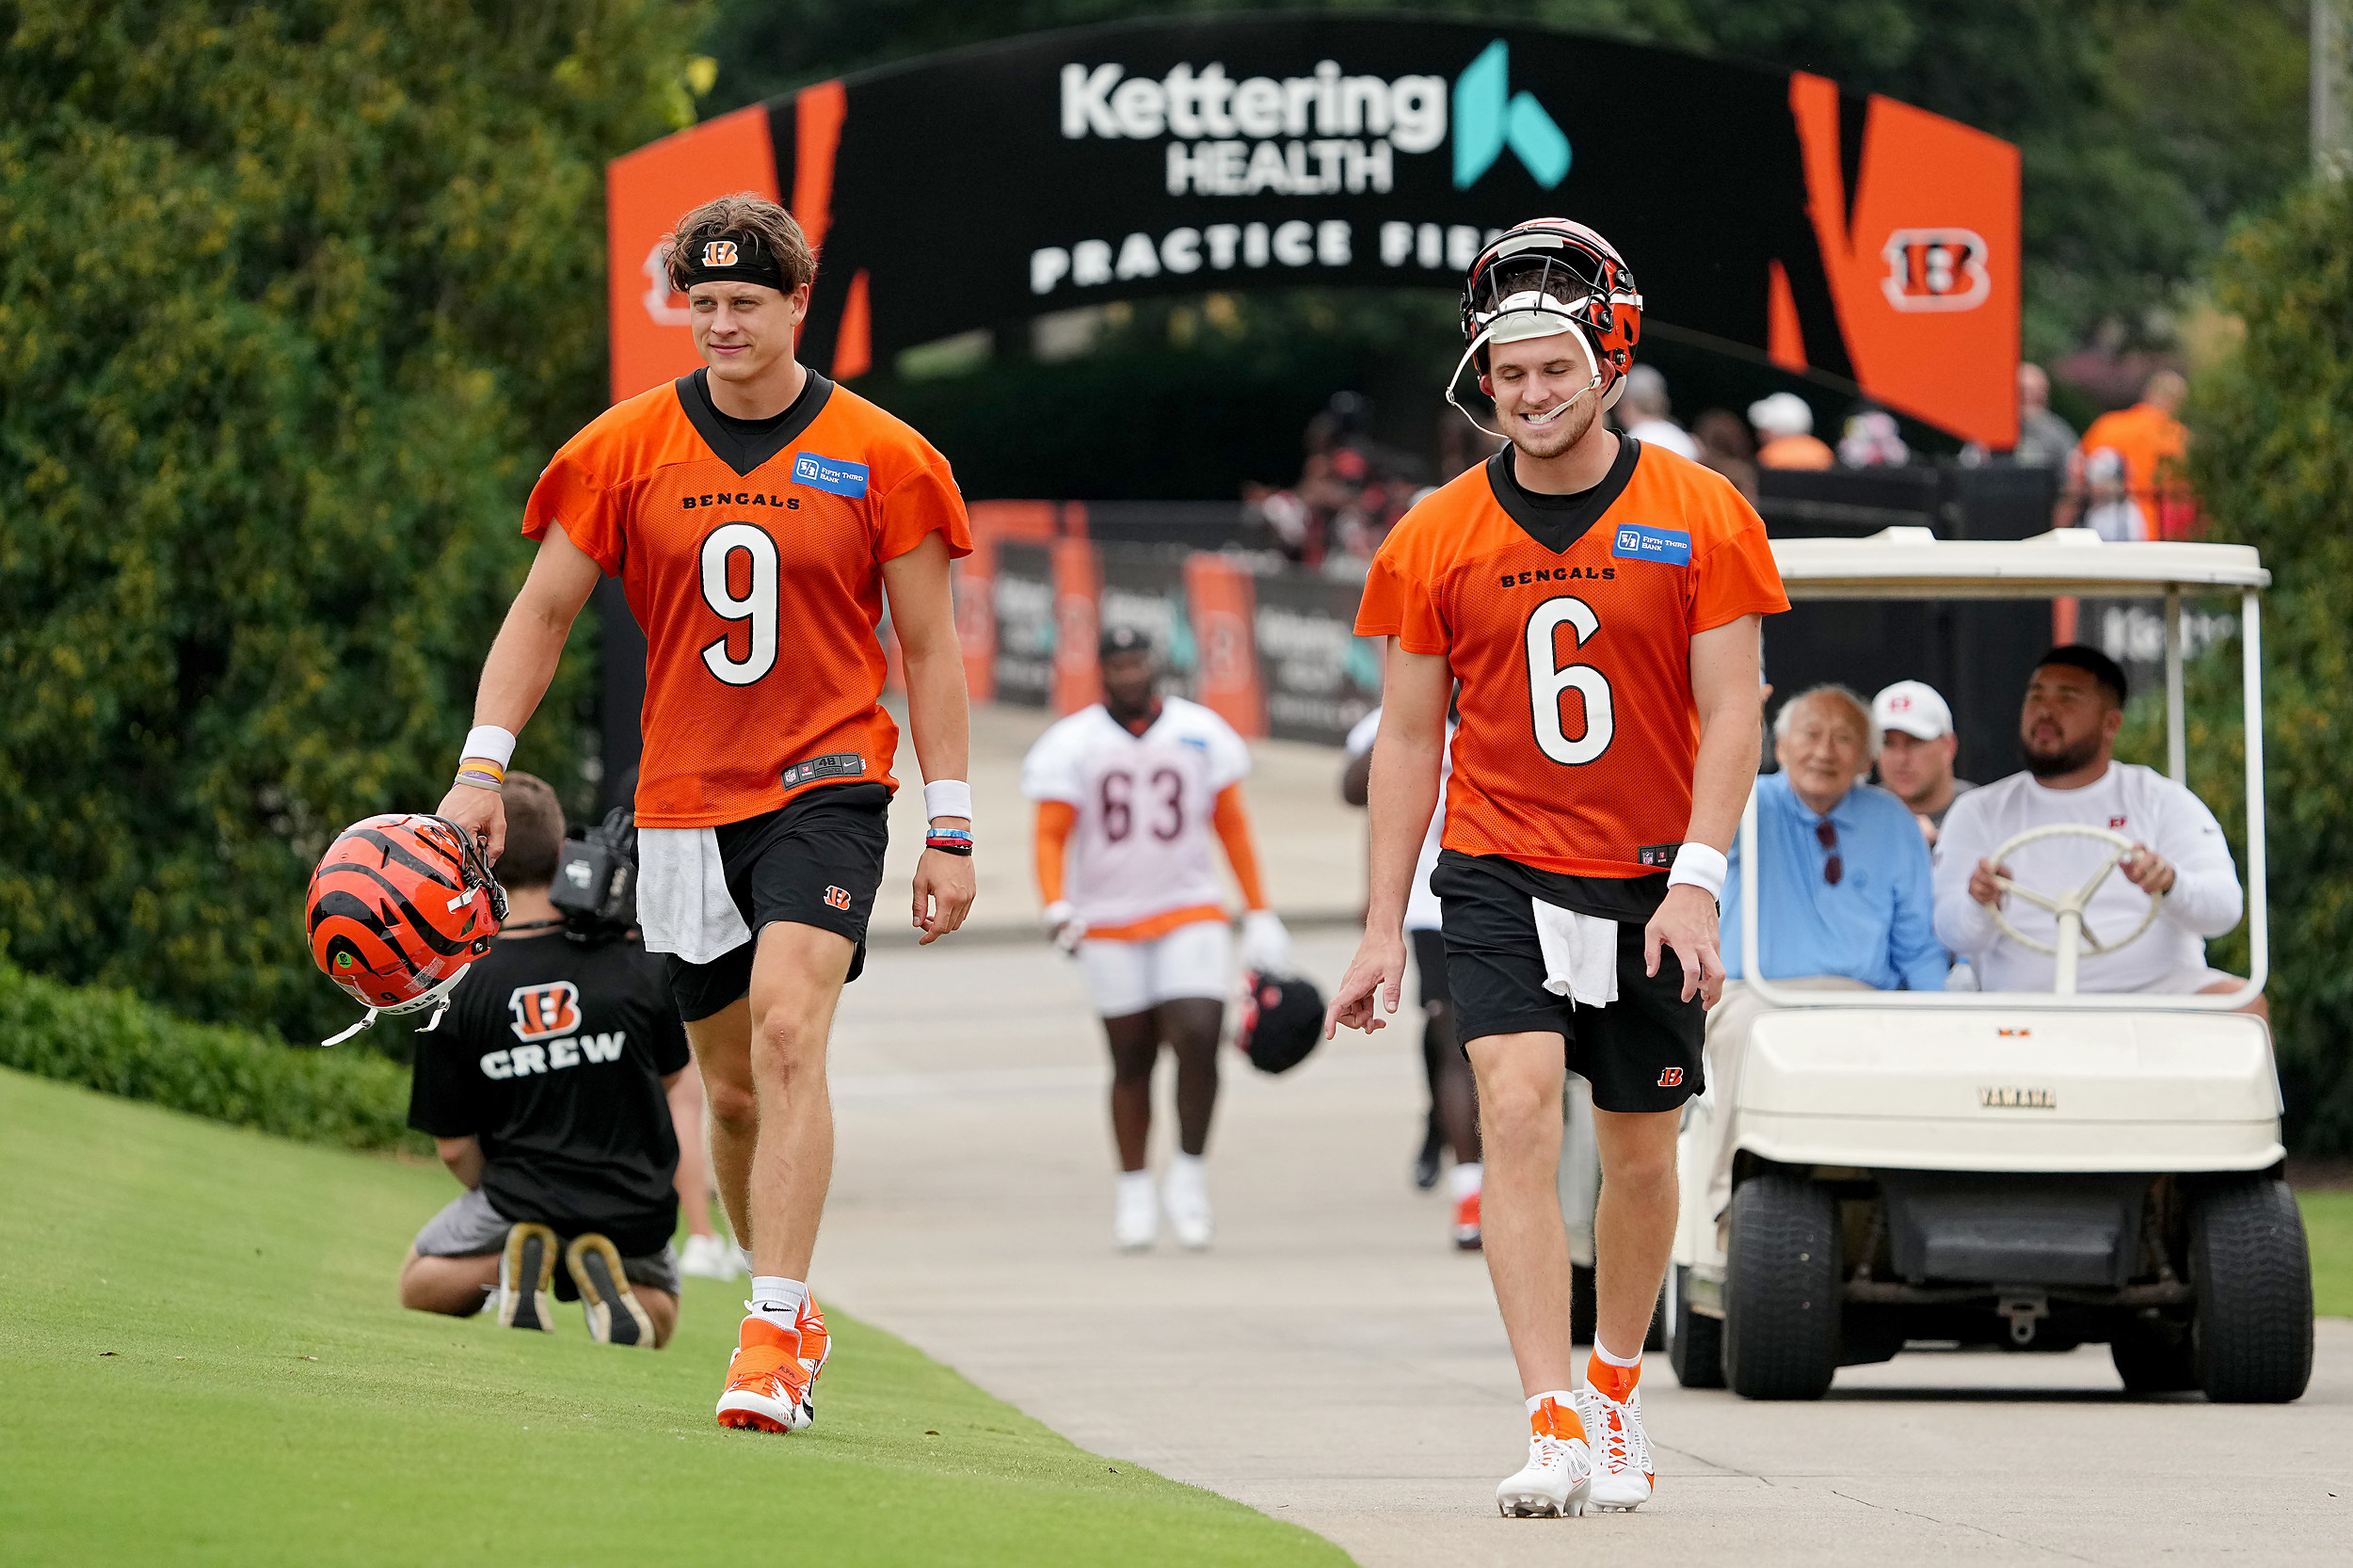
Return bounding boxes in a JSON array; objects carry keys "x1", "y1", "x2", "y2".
[
  {"x1": 1872, "y1": 680, "x2": 1953, "y2": 741},
  {"x1": 1748, "y1": 391, "x2": 1814, "y2": 437}
]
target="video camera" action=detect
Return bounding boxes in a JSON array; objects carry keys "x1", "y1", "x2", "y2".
[{"x1": 548, "y1": 806, "x2": 638, "y2": 940}]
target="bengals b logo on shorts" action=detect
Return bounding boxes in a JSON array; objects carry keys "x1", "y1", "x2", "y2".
[
  {"x1": 508, "y1": 981, "x2": 583, "y2": 1042},
  {"x1": 1657, "y1": 1066, "x2": 1685, "y2": 1088},
  {"x1": 824, "y1": 885, "x2": 852, "y2": 911},
  {"x1": 701, "y1": 239, "x2": 739, "y2": 268}
]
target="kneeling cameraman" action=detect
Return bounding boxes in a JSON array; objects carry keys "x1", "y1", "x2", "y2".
[{"x1": 397, "y1": 773, "x2": 690, "y2": 1346}]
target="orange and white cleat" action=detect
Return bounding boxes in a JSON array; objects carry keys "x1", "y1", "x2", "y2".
[
  {"x1": 1497, "y1": 1393, "x2": 1592, "y2": 1518},
  {"x1": 716, "y1": 1316, "x2": 813, "y2": 1433},
  {"x1": 1451, "y1": 1189, "x2": 1483, "y2": 1251},
  {"x1": 792, "y1": 1293, "x2": 832, "y2": 1411},
  {"x1": 1577, "y1": 1372, "x2": 1654, "y2": 1512}
]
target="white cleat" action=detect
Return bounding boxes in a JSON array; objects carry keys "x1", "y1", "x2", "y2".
[
  {"x1": 1577, "y1": 1384, "x2": 1655, "y2": 1512},
  {"x1": 1162, "y1": 1158, "x2": 1213, "y2": 1251},
  {"x1": 1497, "y1": 1396, "x2": 1593, "y2": 1518},
  {"x1": 1114, "y1": 1172, "x2": 1159, "y2": 1251}
]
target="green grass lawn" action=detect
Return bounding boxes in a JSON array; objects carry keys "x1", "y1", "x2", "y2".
[
  {"x1": 2300, "y1": 1189, "x2": 2353, "y2": 1320},
  {"x1": 0, "y1": 1067, "x2": 1351, "y2": 1568}
]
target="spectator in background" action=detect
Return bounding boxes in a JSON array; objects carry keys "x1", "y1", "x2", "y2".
[
  {"x1": 1750, "y1": 391, "x2": 1834, "y2": 470},
  {"x1": 1961, "y1": 362, "x2": 2077, "y2": 469},
  {"x1": 1691, "y1": 408, "x2": 1760, "y2": 504},
  {"x1": 2079, "y1": 447, "x2": 2147, "y2": 541},
  {"x1": 1705, "y1": 686, "x2": 1945, "y2": 1218},
  {"x1": 1837, "y1": 408, "x2": 1911, "y2": 468},
  {"x1": 1616, "y1": 364, "x2": 1699, "y2": 458},
  {"x1": 1871, "y1": 680, "x2": 1976, "y2": 849},
  {"x1": 1242, "y1": 391, "x2": 1424, "y2": 568},
  {"x1": 2058, "y1": 369, "x2": 2196, "y2": 538}
]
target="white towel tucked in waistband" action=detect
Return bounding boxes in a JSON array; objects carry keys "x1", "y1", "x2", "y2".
[
  {"x1": 1532, "y1": 900, "x2": 1618, "y2": 1008},
  {"x1": 634, "y1": 827, "x2": 752, "y2": 965}
]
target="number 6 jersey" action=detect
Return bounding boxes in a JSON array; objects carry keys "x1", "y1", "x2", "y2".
[
  {"x1": 521, "y1": 369, "x2": 971, "y2": 829},
  {"x1": 1021, "y1": 697, "x2": 1254, "y2": 935},
  {"x1": 1354, "y1": 438, "x2": 1787, "y2": 882}
]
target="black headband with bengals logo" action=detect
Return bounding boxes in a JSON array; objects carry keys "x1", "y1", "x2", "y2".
[{"x1": 680, "y1": 232, "x2": 787, "y2": 290}]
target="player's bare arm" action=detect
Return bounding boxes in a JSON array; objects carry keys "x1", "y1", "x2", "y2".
[
  {"x1": 1644, "y1": 614, "x2": 1765, "y2": 1007},
  {"x1": 881, "y1": 530, "x2": 976, "y2": 943},
  {"x1": 433, "y1": 521, "x2": 601, "y2": 861},
  {"x1": 1327, "y1": 641, "x2": 1450, "y2": 1036}
]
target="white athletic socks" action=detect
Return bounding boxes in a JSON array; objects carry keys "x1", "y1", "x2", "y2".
[
  {"x1": 1117, "y1": 1169, "x2": 1155, "y2": 1197},
  {"x1": 1526, "y1": 1389, "x2": 1578, "y2": 1416},
  {"x1": 1167, "y1": 1151, "x2": 1206, "y2": 1184},
  {"x1": 749, "y1": 1274, "x2": 808, "y2": 1331},
  {"x1": 1449, "y1": 1160, "x2": 1484, "y2": 1200},
  {"x1": 1591, "y1": 1336, "x2": 1642, "y2": 1370}
]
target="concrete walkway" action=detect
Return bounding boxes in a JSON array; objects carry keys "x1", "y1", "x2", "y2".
[{"x1": 811, "y1": 707, "x2": 2350, "y2": 1566}]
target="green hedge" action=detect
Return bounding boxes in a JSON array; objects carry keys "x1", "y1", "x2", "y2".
[{"x1": 0, "y1": 963, "x2": 422, "y2": 1154}]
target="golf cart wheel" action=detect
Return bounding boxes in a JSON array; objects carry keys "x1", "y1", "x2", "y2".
[
  {"x1": 2190, "y1": 1177, "x2": 2313, "y2": 1403},
  {"x1": 1722, "y1": 1174, "x2": 1840, "y2": 1400},
  {"x1": 1670, "y1": 1265, "x2": 1724, "y2": 1388},
  {"x1": 2109, "y1": 1320, "x2": 2196, "y2": 1393}
]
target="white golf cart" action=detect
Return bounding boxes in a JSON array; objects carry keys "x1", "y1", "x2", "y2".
[{"x1": 1667, "y1": 528, "x2": 2313, "y2": 1402}]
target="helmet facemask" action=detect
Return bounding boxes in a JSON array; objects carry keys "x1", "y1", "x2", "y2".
[{"x1": 1447, "y1": 224, "x2": 1644, "y2": 443}]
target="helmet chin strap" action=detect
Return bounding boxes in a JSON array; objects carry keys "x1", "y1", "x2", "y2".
[{"x1": 1444, "y1": 320, "x2": 1614, "y2": 444}]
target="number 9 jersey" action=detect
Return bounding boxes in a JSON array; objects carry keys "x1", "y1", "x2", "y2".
[
  {"x1": 521, "y1": 370, "x2": 971, "y2": 829},
  {"x1": 1354, "y1": 439, "x2": 1787, "y2": 881},
  {"x1": 1021, "y1": 697, "x2": 1253, "y2": 935}
]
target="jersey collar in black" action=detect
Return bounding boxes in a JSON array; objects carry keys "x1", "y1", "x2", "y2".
[
  {"x1": 675, "y1": 366, "x2": 834, "y2": 478},
  {"x1": 1484, "y1": 435, "x2": 1643, "y2": 554}
]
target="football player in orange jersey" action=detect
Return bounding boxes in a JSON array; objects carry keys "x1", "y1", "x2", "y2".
[
  {"x1": 1329, "y1": 221, "x2": 1787, "y2": 1518},
  {"x1": 435, "y1": 194, "x2": 976, "y2": 1435}
]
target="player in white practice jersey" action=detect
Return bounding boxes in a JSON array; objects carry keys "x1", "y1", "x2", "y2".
[{"x1": 1024, "y1": 628, "x2": 1291, "y2": 1251}]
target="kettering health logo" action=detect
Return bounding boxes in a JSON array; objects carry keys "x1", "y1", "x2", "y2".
[
  {"x1": 1058, "y1": 39, "x2": 1569, "y2": 196},
  {"x1": 1451, "y1": 40, "x2": 1568, "y2": 189}
]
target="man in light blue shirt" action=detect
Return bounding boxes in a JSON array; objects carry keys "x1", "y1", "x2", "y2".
[{"x1": 1703, "y1": 684, "x2": 1945, "y2": 1216}]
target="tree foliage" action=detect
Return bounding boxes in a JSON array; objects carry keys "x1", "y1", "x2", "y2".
[
  {"x1": 2173, "y1": 176, "x2": 2353, "y2": 1155},
  {"x1": 0, "y1": 1, "x2": 707, "y2": 1042}
]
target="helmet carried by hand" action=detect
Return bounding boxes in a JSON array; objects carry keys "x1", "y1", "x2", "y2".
[{"x1": 306, "y1": 813, "x2": 506, "y2": 1044}]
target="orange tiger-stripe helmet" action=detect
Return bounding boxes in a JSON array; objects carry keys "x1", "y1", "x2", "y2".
[{"x1": 307, "y1": 814, "x2": 506, "y2": 1019}]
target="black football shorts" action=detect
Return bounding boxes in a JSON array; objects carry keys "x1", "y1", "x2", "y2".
[
  {"x1": 1430, "y1": 856, "x2": 1704, "y2": 1113},
  {"x1": 667, "y1": 782, "x2": 890, "y2": 1023}
]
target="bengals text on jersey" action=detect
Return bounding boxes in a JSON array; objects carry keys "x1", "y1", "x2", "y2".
[
  {"x1": 1354, "y1": 437, "x2": 1787, "y2": 880},
  {"x1": 522, "y1": 370, "x2": 971, "y2": 829}
]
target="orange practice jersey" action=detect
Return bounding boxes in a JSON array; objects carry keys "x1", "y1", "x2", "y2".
[
  {"x1": 523, "y1": 371, "x2": 971, "y2": 828},
  {"x1": 1355, "y1": 439, "x2": 1787, "y2": 879}
]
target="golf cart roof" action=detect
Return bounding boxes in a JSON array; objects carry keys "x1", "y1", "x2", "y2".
[{"x1": 1771, "y1": 528, "x2": 2269, "y2": 600}]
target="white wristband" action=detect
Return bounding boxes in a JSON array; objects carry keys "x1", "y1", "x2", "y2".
[
  {"x1": 461, "y1": 725, "x2": 518, "y2": 768},
  {"x1": 923, "y1": 779, "x2": 972, "y2": 823},
  {"x1": 1666, "y1": 842, "x2": 1728, "y2": 901}
]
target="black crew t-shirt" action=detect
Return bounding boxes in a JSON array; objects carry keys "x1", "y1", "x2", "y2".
[{"x1": 408, "y1": 932, "x2": 692, "y2": 1256}]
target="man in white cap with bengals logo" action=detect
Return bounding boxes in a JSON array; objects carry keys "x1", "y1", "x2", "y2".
[{"x1": 1871, "y1": 680, "x2": 1975, "y2": 849}]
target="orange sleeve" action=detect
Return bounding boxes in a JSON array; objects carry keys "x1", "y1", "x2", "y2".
[
  {"x1": 1211, "y1": 785, "x2": 1270, "y2": 911},
  {"x1": 1033, "y1": 800, "x2": 1077, "y2": 904}
]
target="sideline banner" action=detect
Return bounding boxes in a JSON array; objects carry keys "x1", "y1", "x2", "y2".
[{"x1": 608, "y1": 16, "x2": 2019, "y2": 443}]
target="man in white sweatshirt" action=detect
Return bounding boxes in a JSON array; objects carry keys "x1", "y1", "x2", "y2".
[{"x1": 1933, "y1": 646, "x2": 2258, "y2": 1008}]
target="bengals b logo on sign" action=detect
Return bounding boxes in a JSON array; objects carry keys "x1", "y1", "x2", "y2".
[
  {"x1": 508, "y1": 981, "x2": 583, "y2": 1042},
  {"x1": 701, "y1": 239, "x2": 739, "y2": 268}
]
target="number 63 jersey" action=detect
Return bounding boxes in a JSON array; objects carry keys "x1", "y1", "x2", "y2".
[
  {"x1": 521, "y1": 369, "x2": 971, "y2": 829},
  {"x1": 1020, "y1": 697, "x2": 1253, "y2": 932},
  {"x1": 1355, "y1": 439, "x2": 1787, "y2": 881}
]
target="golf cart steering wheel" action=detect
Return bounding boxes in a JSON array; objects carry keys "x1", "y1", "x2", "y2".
[{"x1": 1983, "y1": 823, "x2": 2167, "y2": 995}]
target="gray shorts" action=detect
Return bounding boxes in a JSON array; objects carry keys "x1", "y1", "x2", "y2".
[{"x1": 412, "y1": 1187, "x2": 681, "y2": 1299}]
